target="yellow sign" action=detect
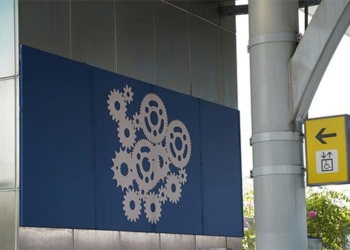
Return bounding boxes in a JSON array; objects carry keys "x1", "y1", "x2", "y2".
[{"x1": 305, "y1": 115, "x2": 350, "y2": 186}]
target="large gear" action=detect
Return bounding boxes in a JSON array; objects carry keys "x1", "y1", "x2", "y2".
[
  {"x1": 107, "y1": 89, "x2": 127, "y2": 122},
  {"x1": 144, "y1": 192, "x2": 162, "y2": 224},
  {"x1": 139, "y1": 94, "x2": 168, "y2": 144},
  {"x1": 165, "y1": 173, "x2": 182, "y2": 204},
  {"x1": 132, "y1": 139, "x2": 159, "y2": 194},
  {"x1": 117, "y1": 117, "x2": 136, "y2": 150},
  {"x1": 123, "y1": 85, "x2": 134, "y2": 104},
  {"x1": 166, "y1": 120, "x2": 191, "y2": 168},
  {"x1": 123, "y1": 188, "x2": 141, "y2": 222},
  {"x1": 111, "y1": 149, "x2": 135, "y2": 191}
]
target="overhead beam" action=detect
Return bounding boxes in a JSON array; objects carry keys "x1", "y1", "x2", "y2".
[
  {"x1": 219, "y1": 0, "x2": 321, "y2": 16},
  {"x1": 290, "y1": 0, "x2": 350, "y2": 122}
]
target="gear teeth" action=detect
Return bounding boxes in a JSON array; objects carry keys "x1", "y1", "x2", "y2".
[
  {"x1": 139, "y1": 93, "x2": 168, "y2": 144},
  {"x1": 123, "y1": 188, "x2": 141, "y2": 222},
  {"x1": 144, "y1": 192, "x2": 162, "y2": 224},
  {"x1": 165, "y1": 173, "x2": 182, "y2": 204},
  {"x1": 123, "y1": 85, "x2": 134, "y2": 104},
  {"x1": 117, "y1": 117, "x2": 136, "y2": 150},
  {"x1": 165, "y1": 119, "x2": 192, "y2": 168},
  {"x1": 107, "y1": 89, "x2": 127, "y2": 122}
]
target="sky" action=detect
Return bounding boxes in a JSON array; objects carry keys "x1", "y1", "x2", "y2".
[{"x1": 236, "y1": 10, "x2": 350, "y2": 191}]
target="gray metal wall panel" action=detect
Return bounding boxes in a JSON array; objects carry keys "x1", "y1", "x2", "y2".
[
  {"x1": 15, "y1": 77, "x2": 20, "y2": 188},
  {"x1": 160, "y1": 234, "x2": 195, "y2": 250},
  {"x1": 155, "y1": 1, "x2": 190, "y2": 94},
  {"x1": 0, "y1": 78, "x2": 16, "y2": 189},
  {"x1": 190, "y1": 16, "x2": 221, "y2": 103},
  {"x1": 116, "y1": 0, "x2": 155, "y2": 84},
  {"x1": 0, "y1": 0, "x2": 15, "y2": 79},
  {"x1": 120, "y1": 231, "x2": 159, "y2": 250},
  {"x1": 71, "y1": 0, "x2": 116, "y2": 73},
  {"x1": 220, "y1": 30, "x2": 238, "y2": 109},
  {"x1": 0, "y1": 191, "x2": 16, "y2": 250},
  {"x1": 18, "y1": 0, "x2": 70, "y2": 58},
  {"x1": 219, "y1": 1, "x2": 236, "y2": 32},
  {"x1": 196, "y1": 236, "x2": 227, "y2": 249},
  {"x1": 74, "y1": 229, "x2": 119, "y2": 250},
  {"x1": 189, "y1": 0, "x2": 219, "y2": 25},
  {"x1": 162, "y1": 0, "x2": 189, "y2": 11},
  {"x1": 227, "y1": 237, "x2": 242, "y2": 250},
  {"x1": 18, "y1": 228, "x2": 73, "y2": 250}
]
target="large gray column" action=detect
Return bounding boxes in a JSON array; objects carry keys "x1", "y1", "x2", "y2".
[{"x1": 248, "y1": 0, "x2": 308, "y2": 248}]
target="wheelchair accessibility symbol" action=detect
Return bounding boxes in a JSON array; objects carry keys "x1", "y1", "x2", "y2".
[{"x1": 316, "y1": 149, "x2": 338, "y2": 174}]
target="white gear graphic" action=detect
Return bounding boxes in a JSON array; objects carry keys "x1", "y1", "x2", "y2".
[
  {"x1": 165, "y1": 173, "x2": 182, "y2": 204},
  {"x1": 108, "y1": 86, "x2": 193, "y2": 224},
  {"x1": 166, "y1": 120, "x2": 192, "y2": 168},
  {"x1": 123, "y1": 188, "x2": 141, "y2": 222},
  {"x1": 132, "y1": 112, "x2": 142, "y2": 131},
  {"x1": 140, "y1": 93, "x2": 168, "y2": 144},
  {"x1": 153, "y1": 143, "x2": 171, "y2": 182},
  {"x1": 157, "y1": 186, "x2": 168, "y2": 204},
  {"x1": 123, "y1": 85, "x2": 134, "y2": 104},
  {"x1": 117, "y1": 117, "x2": 136, "y2": 150},
  {"x1": 132, "y1": 139, "x2": 158, "y2": 194},
  {"x1": 107, "y1": 89, "x2": 127, "y2": 122},
  {"x1": 144, "y1": 192, "x2": 162, "y2": 224},
  {"x1": 177, "y1": 169, "x2": 187, "y2": 184},
  {"x1": 111, "y1": 149, "x2": 135, "y2": 191}
]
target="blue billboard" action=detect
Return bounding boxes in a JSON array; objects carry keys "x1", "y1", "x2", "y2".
[{"x1": 20, "y1": 46, "x2": 243, "y2": 237}]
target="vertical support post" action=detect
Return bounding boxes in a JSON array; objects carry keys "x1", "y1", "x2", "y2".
[{"x1": 248, "y1": 0, "x2": 308, "y2": 248}]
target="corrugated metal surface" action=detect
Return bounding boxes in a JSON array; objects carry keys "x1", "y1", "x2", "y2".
[
  {"x1": 190, "y1": 16, "x2": 221, "y2": 103},
  {"x1": 74, "y1": 229, "x2": 119, "y2": 250},
  {"x1": 221, "y1": 29, "x2": 238, "y2": 109},
  {"x1": 19, "y1": 0, "x2": 70, "y2": 58},
  {"x1": 155, "y1": 1, "x2": 190, "y2": 94},
  {"x1": 18, "y1": 228, "x2": 73, "y2": 250},
  {"x1": 196, "y1": 235, "x2": 227, "y2": 249},
  {"x1": 0, "y1": 78, "x2": 16, "y2": 189},
  {"x1": 116, "y1": 0, "x2": 155, "y2": 84},
  {"x1": 160, "y1": 234, "x2": 196, "y2": 250},
  {"x1": 0, "y1": 0, "x2": 15, "y2": 79},
  {"x1": 120, "y1": 231, "x2": 159, "y2": 250},
  {"x1": 71, "y1": 0, "x2": 116, "y2": 72},
  {"x1": 0, "y1": 191, "x2": 16, "y2": 250}
]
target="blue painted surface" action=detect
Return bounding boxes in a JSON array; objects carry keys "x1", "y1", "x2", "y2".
[{"x1": 20, "y1": 46, "x2": 243, "y2": 237}]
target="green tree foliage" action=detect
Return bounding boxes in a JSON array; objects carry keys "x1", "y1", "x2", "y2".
[
  {"x1": 242, "y1": 182, "x2": 350, "y2": 250},
  {"x1": 306, "y1": 187, "x2": 350, "y2": 249}
]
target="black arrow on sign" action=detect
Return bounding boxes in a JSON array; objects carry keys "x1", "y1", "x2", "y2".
[{"x1": 315, "y1": 128, "x2": 337, "y2": 144}]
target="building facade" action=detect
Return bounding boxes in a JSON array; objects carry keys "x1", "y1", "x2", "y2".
[{"x1": 0, "y1": 0, "x2": 240, "y2": 248}]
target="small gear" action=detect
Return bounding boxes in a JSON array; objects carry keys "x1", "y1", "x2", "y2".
[
  {"x1": 166, "y1": 120, "x2": 191, "y2": 168},
  {"x1": 123, "y1": 85, "x2": 134, "y2": 104},
  {"x1": 117, "y1": 117, "x2": 136, "y2": 150},
  {"x1": 139, "y1": 93, "x2": 168, "y2": 144},
  {"x1": 107, "y1": 89, "x2": 127, "y2": 122},
  {"x1": 177, "y1": 169, "x2": 187, "y2": 184},
  {"x1": 153, "y1": 143, "x2": 171, "y2": 182},
  {"x1": 132, "y1": 139, "x2": 159, "y2": 194},
  {"x1": 144, "y1": 192, "x2": 162, "y2": 224},
  {"x1": 157, "y1": 186, "x2": 168, "y2": 204},
  {"x1": 111, "y1": 149, "x2": 135, "y2": 191},
  {"x1": 132, "y1": 112, "x2": 142, "y2": 131},
  {"x1": 123, "y1": 188, "x2": 141, "y2": 222},
  {"x1": 165, "y1": 173, "x2": 182, "y2": 204}
]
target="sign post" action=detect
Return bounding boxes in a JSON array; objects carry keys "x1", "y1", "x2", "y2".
[{"x1": 305, "y1": 115, "x2": 350, "y2": 186}]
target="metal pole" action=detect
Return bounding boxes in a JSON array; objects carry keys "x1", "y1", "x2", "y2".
[{"x1": 248, "y1": 0, "x2": 308, "y2": 248}]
